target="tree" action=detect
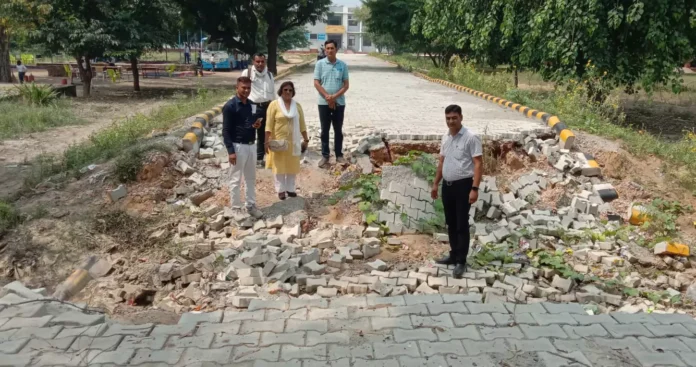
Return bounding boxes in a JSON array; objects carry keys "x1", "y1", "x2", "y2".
[
  {"x1": 353, "y1": 3, "x2": 397, "y2": 53},
  {"x1": 255, "y1": 23, "x2": 310, "y2": 55},
  {"x1": 363, "y1": 0, "x2": 422, "y2": 53},
  {"x1": 0, "y1": 1, "x2": 47, "y2": 83}
]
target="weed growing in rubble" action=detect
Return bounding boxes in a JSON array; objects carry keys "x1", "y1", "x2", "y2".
[
  {"x1": 530, "y1": 249, "x2": 585, "y2": 281},
  {"x1": 640, "y1": 198, "x2": 693, "y2": 241},
  {"x1": 393, "y1": 151, "x2": 437, "y2": 184},
  {"x1": 0, "y1": 201, "x2": 22, "y2": 238},
  {"x1": 113, "y1": 143, "x2": 172, "y2": 183}
]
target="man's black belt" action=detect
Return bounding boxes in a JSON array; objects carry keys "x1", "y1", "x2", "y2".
[
  {"x1": 443, "y1": 177, "x2": 473, "y2": 186},
  {"x1": 232, "y1": 140, "x2": 255, "y2": 145}
]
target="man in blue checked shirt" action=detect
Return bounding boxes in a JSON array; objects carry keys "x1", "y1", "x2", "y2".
[{"x1": 313, "y1": 39, "x2": 350, "y2": 168}]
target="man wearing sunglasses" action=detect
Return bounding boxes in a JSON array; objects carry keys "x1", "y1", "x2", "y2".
[{"x1": 314, "y1": 39, "x2": 350, "y2": 168}]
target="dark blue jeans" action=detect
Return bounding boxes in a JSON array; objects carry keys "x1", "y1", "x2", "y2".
[
  {"x1": 442, "y1": 177, "x2": 473, "y2": 264},
  {"x1": 318, "y1": 104, "x2": 345, "y2": 159}
]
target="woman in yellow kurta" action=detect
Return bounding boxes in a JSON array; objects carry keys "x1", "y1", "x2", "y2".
[{"x1": 264, "y1": 81, "x2": 309, "y2": 200}]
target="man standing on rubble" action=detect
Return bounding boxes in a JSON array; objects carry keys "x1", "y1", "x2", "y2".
[
  {"x1": 241, "y1": 53, "x2": 275, "y2": 167},
  {"x1": 431, "y1": 104, "x2": 483, "y2": 278},
  {"x1": 223, "y1": 76, "x2": 264, "y2": 219}
]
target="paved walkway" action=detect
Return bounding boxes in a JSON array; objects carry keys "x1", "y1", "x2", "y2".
[
  {"x1": 292, "y1": 54, "x2": 545, "y2": 139},
  {"x1": 2, "y1": 294, "x2": 696, "y2": 366}
]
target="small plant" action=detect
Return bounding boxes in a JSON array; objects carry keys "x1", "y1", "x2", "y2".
[
  {"x1": 641, "y1": 198, "x2": 693, "y2": 238},
  {"x1": 113, "y1": 143, "x2": 171, "y2": 183},
  {"x1": 0, "y1": 201, "x2": 22, "y2": 238},
  {"x1": 394, "y1": 150, "x2": 438, "y2": 184},
  {"x1": 15, "y1": 83, "x2": 59, "y2": 106},
  {"x1": 530, "y1": 250, "x2": 584, "y2": 281}
]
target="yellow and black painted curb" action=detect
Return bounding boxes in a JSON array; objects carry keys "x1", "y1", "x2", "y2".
[
  {"x1": 413, "y1": 72, "x2": 575, "y2": 150},
  {"x1": 181, "y1": 58, "x2": 314, "y2": 154}
]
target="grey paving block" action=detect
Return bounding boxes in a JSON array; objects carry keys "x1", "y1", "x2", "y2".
[
  {"x1": 285, "y1": 319, "x2": 328, "y2": 333},
  {"x1": 288, "y1": 298, "x2": 329, "y2": 310},
  {"x1": 0, "y1": 303, "x2": 45, "y2": 319},
  {"x1": 371, "y1": 316, "x2": 414, "y2": 330},
  {"x1": 240, "y1": 320, "x2": 285, "y2": 334},
  {"x1": 373, "y1": 342, "x2": 421, "y2": 359},
  {"x1": 328, "y1": 317, "x2": 372, "y2": 332},
  {"x1": 266, "y1": 309, "x2": 308, "y2": 321},
  {"x1": 541, "y1": 302, "x2": 586, "y2": 314},
  {"x1": 646, "y1": 323, "x2": 693, "y2": 337},
  {"x1": 677, "y1": 337, "x2": 696, "y2": 352},
  {"x1": 603, "y1": 323, "x2": 654, "y2": 338},
  {"x1": 118, "y1": 335, "x2": 167, "y2": 350},
  {"x1": 631, "y1": 350, "x2": 686, "y2": 366},
  {"x1": 451, "y1": 313, "x2": 496, "y2": 327},
  {"x1": 223, "y1": 309, "x2": 265, "y2": 322},
  {"x1": 677, "y1": 352, "x2": 696, "y2": 367},
  {"x1": 164, "y1": 333, "x2": 215, "y2": 349},
  {"x1": 197, "y1": 321, "x2": 241, "y2": 335},
  {"x1": 442, "y1": 294, "x2": 483, "y2": 303},
  {"x1": 280, "y1": 344, "x2": 327, "y2": 361},
  {"x1": 351, "y1": 307, "x2": 389, "y2": 319},
  {"x1": 427, "y1": 302, "x2": 467, "y2": 315},
  {"x1": 393, "y1": 328, "x2": 437, "y2": 342},
  {"x1": 32, "y1": 351, "x2": 84, "y2": 366},
  {"x1": 611, "y1": 312, "x2": 659, "y2": 325},
  {"x1": 86, "y1": 349, "x2": 135, "y2": 365},
  {"x1": 329, "y1": 297, "x2": 367, "y2": 308},
  {"x1": 248, "y1": 299, "x2": 289, "y2": 311},
  {"x1": 404, "y1": 295, "x2": 443, "y2": 305},
  {"x1": 69, "y1": 335, "x2": 123, "y2": 351},
  {"x1": 504, "y1": 302, "x2": 546, "y2": 314},
  {"x1": 0, "y1": 329, "x2": 15, "y2": 343},
  {"x1": 254, "y1": 360, "x2": 302, "y2": 367},
  {"x1": 50, "y1": 311, "x2": 105, "y2": 327},
  {"x1": 479, "y1": 326, "x2": 524, "y2": 340},
  {"x1": 435, "y1": 325, "x2": 481, "y2": 341},
  {"x1": 352, "y1": 358, "x2": 400, "y2": 367},
  {"x1": 179, "y1": 311, "x2": 223, "y2": 325},
  {"x1": 572, "y1": 313, "x2": 616, "y2": 325},
  {"x1": 466, "y1": 302, "x2": 507, "y2": 314},
  {"x1": 0, "y1": 351, "x2": 37, "y2": 367},
  {"x1": 388, "y1": 304, "x2": 428, "y2": 317},
  {"x1": 418, "y1": 340, "x2": 466, "y2": 356},
  {"x1": 462, "y1": 338, "x2": 507, "y2": 356},
  {"x1": 520, "y1": 324, "x2": 567, "y2": 339},
  {"x1": 0, "y1": 337, "x2": 29, "y2": 353},
  {"x1": 562, "y1": 324, "x2": 609, "y2": 338},
  {"x1": 638, "y1": 337, "x2": 691, "y2": 352},
  {"x1": 589, "y1": 337, "x2": 647, "y2": 353},
  {"x1": 211, "y1": 331, "x2": 260, "y2": 347},
  {"x1": 56, "y1": 324, "x2": 108, "y2": 338},
  {"x1": 260, "y1": 331, "x2": 305, "y2": 347},
  {"x1": 306, "y1": 331, "x2": 350, "y2": 346},
  {"x1": 328, "y1": 343, "x2": 374, "y2": 359},
  {"x1": 22, "y1": 336, "x2": 75, "y2": 353},
  {"x1": 131, "y1": 347, "x2": 185, "y2": 365},
  {"x1": 367, "y1": 296, "x2": 406, "y2": 307},
  {"x1": 491, "y1": 313, "x2": 536, "y2": 326},
  {"x1": 12, "y1": 325, "x2": 63, "y2": 339},
  {"x1": 538, "y1": 351, "x2": 593, "y2": 367},
  {"x1": 304, "y1": 358, "x2": 351, "y2": 367},
  {"x1": 102, "y1": 323, "x2": 153, "y2": 337},
  {"x1": 506, "y1": 337, "x2": 556, "y2": 352},
  {"x1": 176, "y1": 346, "x2": 234, "y2": 366},
  {"x1": 411, "y1": 314, "x2": 454, "y2": 328},
  {"x1": 232, "y1": 345, "x2": 281, "y2": 362},
  {"x1": 150, "y1": 323, "x2": 197, "y2": 336},
  {"x1": 308, "y1": 307, "x2": 348, "y2": 320},
  {"x1": 400, "y1": 355, "x2": 449, "y2": 367},
  {"x1": 0, "y1": 316, "x2": 53, "y2": 330},
  {"x1": 651, "y1": 313, "x2": 696, "y2": 325},
  {"x1": 531, "y1": 312, "x2": 579, "y2": 325}
]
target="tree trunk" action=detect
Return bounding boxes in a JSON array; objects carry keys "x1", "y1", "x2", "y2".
[
  {"x1": 266, "y1": 25, "x2": 280, "y2": 75},
  {"x1": 0, "y1": 26, "x2": 11, "y2": 83},
  {"x1": 130, "y1": 56, "x2": 140, "y2": 92},
  {"x1": 76, "y1": 56, "x2": 93, "y2": 97},
  {"x1": 514, "y1": 68, "x2": 519, "y2": 88}
]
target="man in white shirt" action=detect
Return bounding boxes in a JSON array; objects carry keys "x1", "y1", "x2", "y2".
[
  {"x1": 241, "y1": 53, "x2": 275, "y2": 166},
  {"x1": 16, "y1": 61, "x2": 27, "y2": 84},
  {"x1": 431, "y1": 104, "x2": 483, "y2": 278}
]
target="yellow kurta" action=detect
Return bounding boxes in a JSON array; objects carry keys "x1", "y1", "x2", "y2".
[{"x1": 265, "y1": 100, "x2": 307, "y2": 175}]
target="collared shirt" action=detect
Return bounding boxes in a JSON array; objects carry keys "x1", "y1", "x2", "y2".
[
  {"x1": 16, "y1": 65, "x2": 27, "y2": 73},
  {"x1": 314, "y1": 57, "x2": 349, "y2": 106},
  {"x1": 241, "y1": 68, "x2": 275, "y2": 103},
  {"x1": 440, "y1": 127, "x2": 482, "y2": 181},
  {"x1": 222, "y1": 96, "x2": 261, "y2": 154}
]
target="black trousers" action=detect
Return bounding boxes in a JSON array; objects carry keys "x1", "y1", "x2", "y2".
[
  {"x1": 318, "y1": 105, "x2": 345, "y2": 159},
  {"x1": 442, "y1": 177, "x2": 473, "y2": 264},
  {"x1": 256, "y1": 103, "x2": 269, "y2": 161}
]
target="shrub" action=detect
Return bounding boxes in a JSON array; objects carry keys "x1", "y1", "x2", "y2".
[{"x1": 15, "y1": 83, "x2": 59, "y2": 106}]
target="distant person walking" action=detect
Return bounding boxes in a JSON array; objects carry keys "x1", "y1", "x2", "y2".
[
  {"x1": 241, "y1": 53, "x2": 275, "y2": 167},
  {"x1": 184, "y1": 43, "x2": 191, "y2": 64},
  {"x1": 431, "y1": 104, "x2": 483, "y2": 279},
  {"x1": 222, "y1": 76, "x2": 264, "y2": 219},
  {"x1": 264, "y1": 81, "x2": 309, "y2": 200},
  {"x1": 313, "y1": 39, "x2": 349, "y2": 167},
  {"x1": 15, "y1": 60, "x2": 27, "y2": 84}
]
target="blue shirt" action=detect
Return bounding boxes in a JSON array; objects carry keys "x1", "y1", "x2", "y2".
[
  {"x1": 314, "y1": 58, "x2": 349, "y2": 106},
  {"x1": 222, "y1": 96, "x2": 262, "y2": 154}
]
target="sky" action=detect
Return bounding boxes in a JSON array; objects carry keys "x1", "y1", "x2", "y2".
[{"x1": 333, "y1": 0, "x2": 363, "y2": 6}]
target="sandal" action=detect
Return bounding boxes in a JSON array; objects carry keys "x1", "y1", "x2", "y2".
[
  {"x1": 278, "y1": 192, "x2": 287, "y2": 200},
  {"x1": 287, "y1": 192, "x2": 297, "y2": 198}
]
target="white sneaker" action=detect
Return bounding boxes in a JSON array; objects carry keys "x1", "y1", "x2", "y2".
[
  {"x1": 246, "y1": 206, "x2": 263, "y2": 219},
  {"x1": 318, "y1": 157, "x2": 329, "y2": 167}
]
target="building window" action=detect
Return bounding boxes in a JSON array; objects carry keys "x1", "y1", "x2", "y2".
[
  {"x1": 348, "y1": 35, "x2": 356, "y2": 47},
  {"x1": 348, "y1": 15, "x2": 358, "y2": 27},
  {"x1": 310, "y1": 34, "x2": 318, "y2": 40},
  {"x1": 327, "y1": 13, "x2": 342, "y2": 26},
  {"x1": 362, "y1": 35, "x2": 372, "y2": 47}
]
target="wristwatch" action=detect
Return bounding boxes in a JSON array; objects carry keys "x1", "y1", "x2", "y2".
[{"x1": 472, "y1": 187, "x2": 479, "y2": 191}]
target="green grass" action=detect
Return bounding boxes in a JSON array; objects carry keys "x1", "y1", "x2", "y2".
[
  {"x1": 22, "y1": 88, "x2": 232, "y2": 192},
  {"x1": 0, "y1": 200, "x2": 22, "y2": 238},
  {"x1": 0, "y1": 100, "x2": 84, "y2": 140},
  {"x1": 376, "y1": 53, "x2": 696, "y2": 193}
]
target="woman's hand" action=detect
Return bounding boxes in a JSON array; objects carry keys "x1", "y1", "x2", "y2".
[
  {"x1": 264, "y1": 142, "x2": 270, "y2": 154},
  {"x1": 301, "y1": 140, "x2": 308, "y2": 152}
]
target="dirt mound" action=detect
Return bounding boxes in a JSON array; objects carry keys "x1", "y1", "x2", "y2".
[{"x1": 596, "y1": 151, "x2": 631, "y2": 179}]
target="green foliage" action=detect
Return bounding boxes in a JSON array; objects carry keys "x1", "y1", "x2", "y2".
[
  {"x1": 393, "y1": 150, "x2": 438, "y2": 184},
  {"x1": 623, "y1": 287, "x2": 639, "y2": 297},
  {"x1": 641, "y1": 198, "x2": 693, "y2": 238},
  {"x1": 0, "y1": 200, "x2": 22, "y2": 238},
  {"x1": 0, "y1": 99, "x2": 82, "y2": 140},
  {"x1": 474, "y1": 245, "x2": 513, "y2": 266},
  {"x1": 15, "y1": 83, "x2": 58, "y2": 106},
  {"x1": 531, "y1": 250, "x2": 584, "y2": 282},
  {"x1": 113, "y1": 143, "x2": 171, "y2": 183}
]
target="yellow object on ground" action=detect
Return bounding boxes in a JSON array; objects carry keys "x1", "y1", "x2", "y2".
[
  {"x1": 627, "y1": 203, "x2": 650, "y2": 225},
  {"x1": 265, "y1": 100, "x2": 307, "y2": 175},
  {"x1": 653, "y1": 242, "x2": 690, "y2": 257}
]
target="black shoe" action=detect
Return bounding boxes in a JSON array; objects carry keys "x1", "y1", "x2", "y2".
[
  {"x1": 453, "y1": 263, "x2": 468, "y2": 279},
  {"x1": 278, "y1": 192, "x2": 286, "y2": 200},
  {"x1": 287, "y1": 192, "x2": 297, "y2": 198},
  {"x1": 435, "y1": 256, "x2": 457, "y2": 265}
]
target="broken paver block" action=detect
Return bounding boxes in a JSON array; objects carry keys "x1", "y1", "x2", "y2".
[
  {"x1": 434, "y1": 233, "x2": 449, "y2": 242},
  {"x1": 408, "y1": 272, "x2": 428, "y2": 284},
  {"x1": 347, "y1": 284, "x2": 369, "y2": 294},
  {"x1": 592, "y1": 183, "x2": 618, "y2": 202},
  {"x1": 551, "y1": 275, "x2": 574, "y2": 293},
  {"x1": 654, "y1": 242, "x2": 690, "y2": 257},
  {"x1": 387, "y1": 238, "x2": 402, "y2": 246},
  {"x1": 317, "y1": 286, "x2": 338, "y2": 298},
  {"x1": 328, "y1": 278, "x2": 350, "y2": 292},
  {"x1": 587, "y1": 251, "x2": 609, "y2": 263},
  {"x1": 300, "y1": 249, "x2": 320, "y2": 266},
  {"x1": 601, "y1": 256, "x2": 624, "y2": 267},
  {"x1": 110, "y1": 185, "x2": 127, "y2": 202},
  {"x1": 363, "y1": 244, "x2": 381, "y2": 259},
  {"x1": 350, "y1": 249, "x2": 364, "y2": 259},
  {"x1": 190, "y1": 190, "x2": 214, "y2": 206},
  {"x1": 266, "y1": 215, "x2": 284, "y2": 229},
  {"x1": 397, "y1": 278, "x2": 417, "y2": 292},
  {"x1": 302, "y1": 261, "x2": 326, "y2": 275},
  {"x1": 370, "y1": 279, "x2": 393, "y2": 296},
  {"x1": 415, "y1": 282, "x2": 438, "y2": 294},
  {"x1": 363, "y1": 226, "x2": 380, "y2": 238},
  {"x1": 486, "y1": 207, "x2": 502, "y2": 219},
  {"x1": 306, "y1": 278, "x2": 328, "y2": 292},
  {"x1": 427, "y1": 276, "x2": 448, "y2": 289},
  {"x1": 327, "y1": 253, "x2": 346, "y2": 268},
  {"x1": 367, "y1": 259, "x2": 388, "y2": 271}
]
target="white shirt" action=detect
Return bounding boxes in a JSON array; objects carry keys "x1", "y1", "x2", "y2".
[
  {"x1": 16, "y1": 65, "x2": 27, "y2": 73},
  {"x1": 185, "y1": 47, "x2": 190, "y2": 53},
  {"x1": 440, "y1": 127, "x2": 482, "y2": 181},
  {"x1": 241, "y1": 68, "x2": 275, "y2": 103}
]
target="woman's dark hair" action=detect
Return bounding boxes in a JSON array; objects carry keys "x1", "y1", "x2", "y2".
[{"x1": 277, "y1": 81, "x2": 296, "y2": 97}]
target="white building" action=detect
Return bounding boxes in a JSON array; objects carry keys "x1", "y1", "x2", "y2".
[{"x1": 297, "y1": 5, "x2": 374, "y2": 53}]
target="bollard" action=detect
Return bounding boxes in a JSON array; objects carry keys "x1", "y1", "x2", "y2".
[{"x1": 52, "y1": 256, "x2": 97, "y2": 301}]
